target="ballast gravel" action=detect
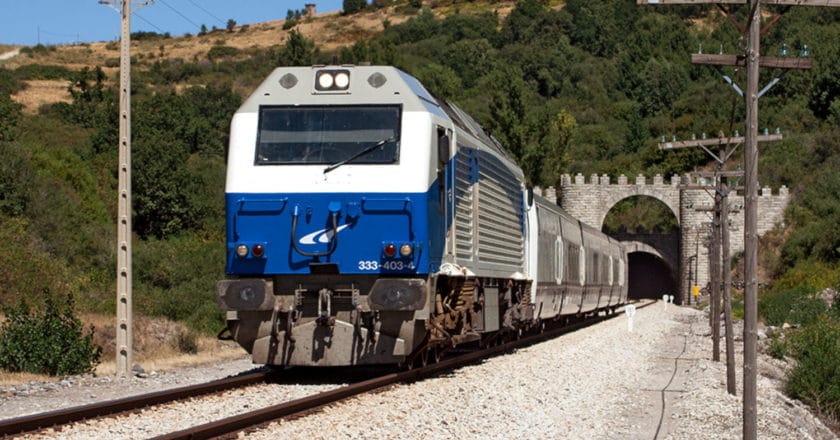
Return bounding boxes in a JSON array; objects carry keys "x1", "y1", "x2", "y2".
[{"x1": 1, "y1": 303, "x2": 836, "y2": 439}]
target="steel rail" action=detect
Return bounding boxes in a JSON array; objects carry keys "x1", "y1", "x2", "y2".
[
  {"x1": 155, "y1": 300, "x2": 653, "y2": 440},
  {"x1": 0, "y1": 370, "x2": 272, "y2": 436}
]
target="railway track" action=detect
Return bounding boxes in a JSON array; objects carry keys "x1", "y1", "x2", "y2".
[{"x1": 0, "y1": 301, "x2": 650, "y2": 439}]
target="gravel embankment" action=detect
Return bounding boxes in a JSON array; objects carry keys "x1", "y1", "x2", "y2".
[{"x1": 1, "y1": 303, "x2": 836, "y2": 439}]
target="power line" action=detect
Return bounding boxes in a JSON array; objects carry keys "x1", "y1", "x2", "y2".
[
  {"x1": 156, "y1": 0, "x2": 202, "y2": 30},
  {"x1": 182, "y1": 0, "x2": 226, "y2": 26},
  {"x1": 133, "y1": 12, "x2": 167, "y2": 33}
]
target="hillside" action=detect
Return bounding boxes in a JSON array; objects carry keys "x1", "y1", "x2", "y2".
[
  {"x1": 3, "y1": 2, "x2": 526, "y2": 112},
  {"x1": 0, "y1": 0, "x2": 838, "y2": 376}
]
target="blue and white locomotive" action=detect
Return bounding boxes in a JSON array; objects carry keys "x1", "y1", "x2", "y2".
[{"x1": 216, "y1": 66, "x2": 628, "y2": 367}]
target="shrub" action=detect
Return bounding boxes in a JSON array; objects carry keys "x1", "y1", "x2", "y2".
[
  {"x1": 785, "y1": 318, "x2": 840, "y2": 421},
  {"x1": 207, "y1": 45, "x2": 239, "y2": 62},
  {"x1": 0, "y1": 94, "x2": 23, "y2": 142},
  {"x1": 14, "y1": 64, "x2": 72, "y2": 81},
  {"x1": 768, "y1": 334, "x2": 787, "y2": 360},
  {"x1": 175, "y1": 329, "x2": 198, "y2": 354},
  {"x1": 0, "y1": 294, "x2": 101, "y2": 376},
  {"x1": 759, "y1": 285, "x2": 828, "y2": 327}
]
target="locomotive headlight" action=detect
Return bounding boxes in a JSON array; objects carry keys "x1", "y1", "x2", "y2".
[
  {"x1": 383, "y1": 243, "x2": 397, "y2": 258},
  {"x1": 317, "y1": 72, "x2": 334, "y2": 89},
  {"x1": 236, "y1": 244, "x2": 249, "y2": 258},
  {"x1": 315, "y1": 69, "x2": 351, "y2": 91},
  {"x1": 251, "y1": 243, "x2": 265, "y2": 258},
  {"x1": 399, "y1": 243, "x2": 413, "y2": 257},
  {"x1": 334, "y1": 72, "x2": 350, "y2": 88}
]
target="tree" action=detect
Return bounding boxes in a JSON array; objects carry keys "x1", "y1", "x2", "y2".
[
  {"x1": 0, "y1": 142, "x2": 32, "y2": 217},
  {"x1": 343, "y1": 0, "x2": 367, "y2": 15},
  {"x1": 0, "y1": 94, "x2": 22, "y2": 142},
  {"x1": 487, "y1": 67, "x2": 529, "y2": 161},
  {"x1": 278, "y1": 30, "x2": 318, "y2": 66},
  {"x1": 226, "y1": 19, "x2": 236, "y2": 32}
]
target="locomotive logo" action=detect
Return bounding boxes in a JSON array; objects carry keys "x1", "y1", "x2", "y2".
[{"x1": 299, "y1": 224, "x2": 350, "y2": 245}]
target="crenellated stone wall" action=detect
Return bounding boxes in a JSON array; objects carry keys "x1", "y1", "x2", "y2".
[{"x1": 538, "y1": 173, "x2": 790, "y2": 303}]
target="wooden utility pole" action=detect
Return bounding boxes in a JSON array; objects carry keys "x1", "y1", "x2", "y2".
[
  {"x1": 642, "y1": 1, "x2": 840, "y2": 438},
  {"x1": 721, "y1": 176, "x2": 737, "y2": 395},
  {"x1": 100, "y1": 0, "x2": 153, "y2": 378},
  {"x1": 743, "y1": 3, "x2": 761, "y2": 434}
]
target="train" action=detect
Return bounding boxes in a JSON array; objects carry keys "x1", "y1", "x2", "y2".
[{"x1": 216, "y1": 65, "x2": 628, "y2": 367}]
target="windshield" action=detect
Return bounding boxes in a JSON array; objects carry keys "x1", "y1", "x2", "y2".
[{"x1": 255, "y1": 105, "x2": 401, "y2": 165}]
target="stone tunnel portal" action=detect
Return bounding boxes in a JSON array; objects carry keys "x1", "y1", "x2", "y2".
[{"x1": 627, "y1": 252, "x2": 680, "y2": 304}]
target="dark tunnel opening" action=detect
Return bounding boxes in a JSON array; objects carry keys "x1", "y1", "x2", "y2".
[{"x1": 627, "y1": 252, "x2": 680, "y2": 304}]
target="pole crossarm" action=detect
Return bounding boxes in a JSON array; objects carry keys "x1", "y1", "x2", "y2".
[
  {"x1": 639, "y1": 0, "x2": 840, "y2": 5},
  {"x1": 658, "y1": 133, "x2": 782, "y2": 150},
  {"x1": 691, "y1": 54, "x2": 813, "y2": 69}
]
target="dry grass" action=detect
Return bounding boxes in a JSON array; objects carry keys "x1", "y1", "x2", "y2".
[
  {"x1": 2, "y1": 2, "x2": 533, "y2": 110},
  {"x1": 11, "y1": 80, "x2": 72, "y2": 114}
]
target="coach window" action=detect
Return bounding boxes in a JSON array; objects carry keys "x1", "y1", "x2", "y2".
[
  {"x1": 579, "y1": 246, "x2": 586, "y2": 286},
  {"x1": 554, "y1": 237, "x2": 564, "y2": 285}
]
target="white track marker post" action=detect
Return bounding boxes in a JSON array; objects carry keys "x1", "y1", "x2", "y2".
[
  {"x1": 662, "y1": 294, "x2": 669, "y2": 312},
  {"x1": 626, "y1": 304, "x2": 636, "y2": 333}
]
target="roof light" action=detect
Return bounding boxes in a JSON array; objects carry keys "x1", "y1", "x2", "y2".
[
  {"x1": 315, "y1": 69, "x2": 351, "y2": 91},
  {"x1": 317, "y1": 72, "x2": 334, "y2": 89},
  {"x1": 334, "y1": 72, "x2": 350, "y2": 88}
]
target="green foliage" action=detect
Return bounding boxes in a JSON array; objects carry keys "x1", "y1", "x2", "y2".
[
  {"x1": 135, "y1": 233, "x2": 225, "y2": 333},
  {"x1": 602, "y1": 196, "x2": 679, "y2": 235},
  {"x1": 782, "y1": 165, "x2": 840, "y2": 265},
  {"x1": 768, "y1": 334, "x2": 787, "y2": 360},
  {"x1": 131, "y1": 31, "x2": 171, "y2": 40},
  {"x1": 0, "y1": 67, "x2": 22, "y2": 95},
  {"x1": 13, "y1": 64, "x2": 72, "y2": 81},
  {"x1": 20, "y1": 44, "x2": 56, "y2": 57},
  {"x1": 226, "y1": 19, "x2": 237, "y2": 32},
  {"x1": 770, "y1": 260, "x2": 840, "y2": 294},
  {"x1": 278, "y1": 30, "x2": 319, "y2": 66},
  {"x1": 0, "y1": 294, "x2": 101, "y2": 376},
  {"x1": 207, "y1": 45, "x2": 239, "y2": 61},
  {"x1": 343, "y1": 0, "x2": 367, "y2": 15},
  {"x1": 785, "y1": 318, "x2": 840, "y2": 421},
  {"x1": 759, "y1": 285, "x2": 828, "y2": 327},
  {"x1": 0, "y1": 217, "x2": 78, "y2": 306},
  {"x1": 0, "y1": 94, "x2": 22, "y2": 142},
  {"x1": 0, "y1": 142, "x2": 33, "y2": 216}
]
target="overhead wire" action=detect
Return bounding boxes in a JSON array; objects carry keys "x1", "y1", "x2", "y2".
[
  {"x1": 133, "y1": 12, "x2": 167, "y2": 34},
  {"x1": 156, "y1": 0, "x2": 203, "y2": 31},
  {"x1": 182, "y1": 0, "x2": 226, "y2": 26}
]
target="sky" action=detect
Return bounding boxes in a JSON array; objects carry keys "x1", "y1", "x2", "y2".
[{"x1": 0, "y1": 0, "x2": 345, "y2": 46}]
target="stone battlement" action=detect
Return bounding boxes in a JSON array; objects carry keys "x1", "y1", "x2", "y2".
[
  {"x1": 547, "y1": 173, "x2": 790, "y2": 304},
  {"x1": 557, "y1": 173, "x2": 789, "y2": 197}
]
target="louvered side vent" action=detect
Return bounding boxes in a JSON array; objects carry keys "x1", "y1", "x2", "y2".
[
  {"x1": 476, "y1": 150, "x2": 524, "y2": 271},
  {"x1": 454, "y1": 147, "x2": 475, "y2": 262}
]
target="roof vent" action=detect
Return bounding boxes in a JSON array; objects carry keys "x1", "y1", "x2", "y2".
[
  {"x1": 367, "y1": 72, "x2": 387, "y2": 88},
  {"x1": 279, "y1": 73, "x2": 298, "y2": 89}
]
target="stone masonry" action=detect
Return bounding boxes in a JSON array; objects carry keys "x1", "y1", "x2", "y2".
[{"x1": 548, "y1": 173, "x2": 789, "y2": 303}]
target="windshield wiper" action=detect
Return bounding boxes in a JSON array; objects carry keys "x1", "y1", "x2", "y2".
[{"x1": 323, "y1": 137, "x2": 395, "y2": 174}]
